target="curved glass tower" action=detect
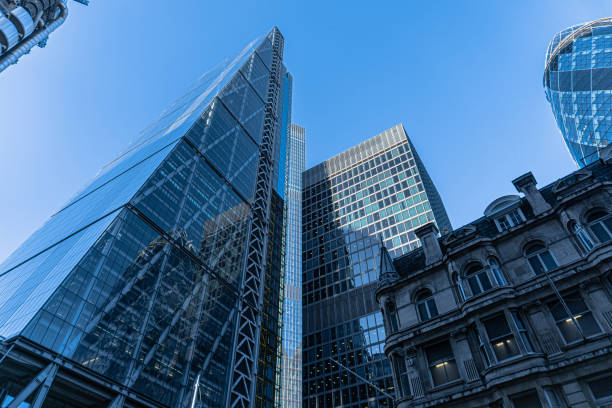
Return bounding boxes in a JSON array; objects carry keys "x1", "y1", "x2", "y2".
[{"x1": 543, "y1": 17, "x2": 612, "y2": 167}]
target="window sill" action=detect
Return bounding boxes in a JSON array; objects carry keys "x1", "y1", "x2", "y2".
[
  {"x1": 428, "y1": 378, "x2": 464, "y2": 393},
  {"x1": 482, "y1": 352, "x2": 545, "y2": 374},
  {"x1": 559, "y1": 332, "x2": 609, "y2": 351}
]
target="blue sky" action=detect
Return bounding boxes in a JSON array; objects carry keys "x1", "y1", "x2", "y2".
[{"x1": 1, "y1": 0, "x2": 611, "y2": 262}]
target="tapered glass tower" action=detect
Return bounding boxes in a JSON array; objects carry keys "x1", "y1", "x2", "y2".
[
  {"x1": 544, "y1": 17, "x2": 612, "y2": 167},
  {"x1": 302, "y1": 124, "x2": 451, "y2": 408},
  {"x1": 0, "y1": 27, "x2": 290, "y2": 408}
]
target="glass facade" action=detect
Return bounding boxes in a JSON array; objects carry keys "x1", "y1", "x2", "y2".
[
  {"x1": 544, "y1": 17, "x2": 612, "y2": 167},
  {"x1": 0, "y1": 28, "x2": 291, "y2": 408},
  {"x1": 302, "y1": 124, "x2": 451, "y2": 408},
  {"x1": 280, "y1": 124, "x2": 306, "y2": 407}
]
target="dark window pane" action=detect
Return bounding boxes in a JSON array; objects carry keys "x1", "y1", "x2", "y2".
[
  {"x1": 540, "y1": 251, "x2": 558, "y2": 270},
  {"x1": 572, "y1": 69, "x2": 591, "y2": 91},
  {"x1": 558, "y1": 320, "x2": 582, "y2": 343},
  {"x1": 588, "y1": 375, "x2": 612, "y2": 399},
  {"x1": 511, "y1": 391, "x2": 542, "y2": 408},
  {"x1": 578, "y1": 313, "x2": 601, "y2": 337},
  {"x1": 492, "y1": 336, "x2": 520, "y2": 361},
  {"x1": 425, "y1": 341, "x2": 453, "y2": 364},
  {"x1": 528, "y1": 257, "x2": 544, "y2": 274},
  {"x1": 483, "y1": 315, "x2": 511, "y2": 340},
  {"x1": 468, "y1": 276, "x2": 482, "y2": 295},
  {"x1": 559, "y1": 71, "x2": 572, "y2": 91},
  {"x1": 591, "y1": 223, "x2": 612, "y2": 243},
  {"x1": 418, "y1": 302, "x2": 428, "y2": 321},
  {"x1": 427, "y1": 299, "x2": 439, "y2": 318},
  {"x1": 592, "y1": 67, "x2": 612, "y2": 90},
  {"x1": 479, "y1": 273, "x2": 493, "y2": 291}
]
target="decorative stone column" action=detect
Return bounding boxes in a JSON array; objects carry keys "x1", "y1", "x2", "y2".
[
  {"x1": 404, "y1": 349, "x2": 424, "y2": 399},
  {"x1": 525, "y1": 301, "x2": 562, "y2": 355},
  {"x1": 451, "y1": 329, "x2": 480, "y2": 383}
]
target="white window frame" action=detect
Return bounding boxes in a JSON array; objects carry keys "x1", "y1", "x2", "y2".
[
  {"x1": 424, "y1": 340, "x2": 460, "y2": 387},
  {"x1": 416, "y1": 292, "x2": 439, "y2": 322},
  {"x1": 587, "y1": 211, "x2": 612, "y2": 244},
  {"x1": 494, "y1": 208, "x2": 526, "y2": 232},
  {"x1": 525, "y1": 243, "x2": 558, "y2": 275},
  {"x1": 488, "y1": 258, "x2": 507, "y2": 286},
  {"x1": 465, "y1": 265, "x2": 493, "y2": 296}
]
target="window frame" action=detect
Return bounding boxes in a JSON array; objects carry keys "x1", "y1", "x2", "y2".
[
  {"x1": 494, "y1": 208, "x2": 526, "y2": 232},
  {"x1": 424, "y1": 340, "x2": 461, "y2": 387},
  {"x1": 488, "y1": 257, "x2": 507, "y2": 286},
  {"x1": 524, "y1": 241, "x2": 559, "y2": 275},
  {"x1": 586, "y1": 373, "x2": 612, "y2": 406},
  {"x1": 392, "y1": 354, "x2": 411, "y2": 398},
  {"x1": 548, "y1": 292, "x2": 602, "y2": 344},
  {"x1": 511, "y1": 311, "x2": 536, "y2": 353},
  {"x1": 586, "y1": 209, "x2": 612, "y2": 244},
  {"x1": 510, "y1": 390, "x2": 544, "y2": 408},
  {"x1": 465, "y1": 263, "x2": 493, "y2": 296},
  {"x1": 482, "y1": 313, "x2": 521, "y2": 363},
  {"x1": 570, "y1": 221, "x2": 594, "y2": 252},
  {"x1": 416, "y1": 290, "x2": 439, "y2": 322},
  {"x1": 385, "y1": 300, "x2": 400, "y2": 333}
]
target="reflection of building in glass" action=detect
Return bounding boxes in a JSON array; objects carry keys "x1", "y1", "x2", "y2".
[
  {"x1": 544, "y1": 17, "x2": 612, "y2": 167},
  {"x1": 302, "y1": 124, "x2": 451, "y2": 407},
  {"x1": 280, "y1": 123, "x2": 306, "y2": 407},
  {"x1": 0, "y1": 27, "x2": 291, "y2": 408}
]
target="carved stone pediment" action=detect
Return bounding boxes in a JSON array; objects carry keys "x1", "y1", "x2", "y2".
[
  {"x1": 552, "y1": 169, "x2": 592, "y2": 194},
  {"x1": 442, "y1": 224, "x2": 478, "y2": 247}
]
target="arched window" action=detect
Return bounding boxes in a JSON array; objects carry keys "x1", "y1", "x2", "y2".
[
  {"x1": 385, "y1": 300, "x2": 399, "y2": 332},
  {"x1": 416, "y1": 289, "x2": 438, "y2": 321},
  {"x1": 488, "y1": 258, "x2": 507, "y2": 286},
  {"x1": 569, "y1": 221, "x2": 594, "y2": 252},
  {"x1": 524, "y1": 241, "x2": 558, "y2": 275},
  {"x1": 586, "y1": 210, "x2": 612, "y2": 244},
  {"x1": 465, "y1": 263, "x2": 492, "y2": 296}
]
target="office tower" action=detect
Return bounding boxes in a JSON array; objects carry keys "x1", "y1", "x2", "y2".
[
  {"x1": 279, "y1": 124, "x2": 305, "y2": 407},
  {"x1": 0, "y1": 0, "x2": 87, "y2": 73},
  {"x1": 0, "y1": 27, "x2": 290, "y2": 408},
  {"x1": 543, "y1": 17, "x2": 612, "y2": 167},
  {"x1": 302, "y1": 124, "x2": 451, "y2": 408}
]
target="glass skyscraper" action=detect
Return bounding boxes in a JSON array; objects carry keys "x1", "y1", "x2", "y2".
[
  {"x1": 544, "y1": 17, "x2": 612, "y2": 167},
  {"x1": 302, "y1": 124, "x2": 451, "y2": 408},
  {"x1": 279, "y1": 124, "x2": 305, "y2": 407},
  {"x1": 0, "y1": 27, "x2": 292, "y2": 408}
]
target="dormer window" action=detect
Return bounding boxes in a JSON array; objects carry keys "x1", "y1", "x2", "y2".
[
  {"x1": 495, "y1": 208, "x2": 526, "y2": 232},
  {"x1": 484, "y1": 195, "x2": 526, "y2": 233}
]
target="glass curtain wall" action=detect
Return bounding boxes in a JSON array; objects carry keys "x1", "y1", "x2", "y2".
[{"x1": 302, "y1": 124, "x2": 451, "y2": 408}]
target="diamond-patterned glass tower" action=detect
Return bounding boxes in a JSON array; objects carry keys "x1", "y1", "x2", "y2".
[
  {"x1": 544, "y1": 17, "x2": 612, "y2": 167},
  {"x1": 0, "y1": 27, "x2": 290, "y2": 408}
]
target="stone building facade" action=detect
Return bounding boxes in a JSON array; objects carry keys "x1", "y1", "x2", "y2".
[{"x1": 376, "y1": 146, "x2": 612, "y2": 408}]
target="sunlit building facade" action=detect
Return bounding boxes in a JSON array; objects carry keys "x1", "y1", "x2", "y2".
[
  {"x1": 279, "y1": 124, "x2": 306, "y2": 407},
  {"x1": 302, "y1": 124, "x2": 451, "y2": 408},
  {"x1": 544, "y1": 17, "x2": 612, "y2": 167},
  {"x1": 0, "y1": 27, "x2": 291, "y2": 408}
]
